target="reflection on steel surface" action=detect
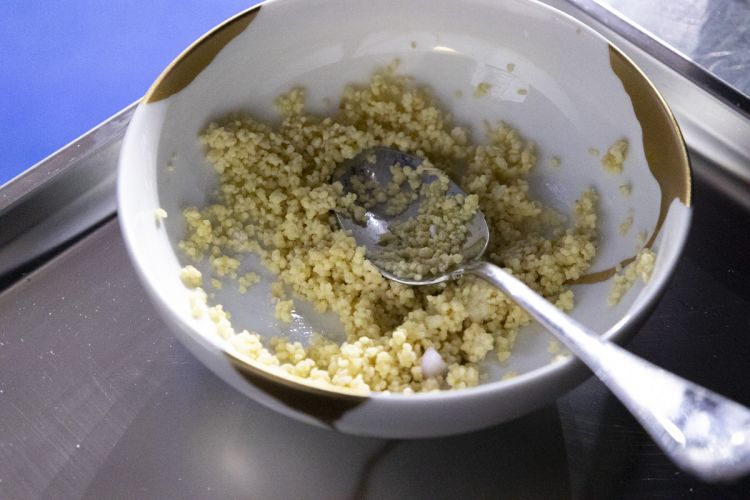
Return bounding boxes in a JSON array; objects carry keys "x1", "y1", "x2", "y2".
[
  {"x1": 0, "y1": 104, "x2": 136, "y2": 287},
  {"x1": 600, "y1": 0, "x2": 750, "y2": 96}
]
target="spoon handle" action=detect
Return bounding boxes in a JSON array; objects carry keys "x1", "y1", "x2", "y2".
[{"x1": 468, "y1": 260, "x2": 750, "y2": 482}]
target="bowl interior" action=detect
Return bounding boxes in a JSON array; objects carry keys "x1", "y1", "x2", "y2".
[{"x1": 119, "y1": 0, "x2": 691, "y2": 392}]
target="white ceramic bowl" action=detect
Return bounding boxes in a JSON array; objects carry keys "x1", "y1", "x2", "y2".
[{"x1": 118, "y1": 0, "x2": 691, "y2": 437}]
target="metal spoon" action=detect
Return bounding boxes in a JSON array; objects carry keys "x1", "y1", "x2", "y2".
[{"x1": 334, "y1": 146, "x2": 750, "y2": 483}]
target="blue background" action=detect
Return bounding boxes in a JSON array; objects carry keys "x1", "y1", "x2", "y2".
[{"x1": 0, "y1": 0, "x2": 260, "y2": 186}]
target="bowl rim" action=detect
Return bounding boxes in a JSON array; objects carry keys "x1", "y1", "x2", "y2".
[{"x1": 118, "y1": 0, "x2": 693, "y2": 405}]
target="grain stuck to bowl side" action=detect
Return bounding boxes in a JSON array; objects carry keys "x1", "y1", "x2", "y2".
[{"x1": 178, "y1": 63, "x2": 600, "y2": 393}]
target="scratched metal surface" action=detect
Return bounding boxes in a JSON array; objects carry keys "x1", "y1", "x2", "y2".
[
  {"x1": 3, "y1": 0, "x2": 750, "y2": 498},
  {"x1": 599, "y1": 0, "x2": 750, "y2": 96},
  {"x1": 1, "y1": 156, "x2": 750, "y2": 499},
  {"x1": 0, "y1": 219, "x2": 570, "y2": 499}
]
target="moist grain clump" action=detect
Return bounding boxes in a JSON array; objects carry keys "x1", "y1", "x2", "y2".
[
  {"x1": 608, "y1": 247, "x2": 655, "y2": 306},
  {"x1": 602, "y1": 139, "x2": 628, "y2": 173},
  {"x1": 180, "y1": 63, "x2": 599, "y2": 393},
  {"x1": 360, "y1": 164, "x2": 481, "y2": 281}
]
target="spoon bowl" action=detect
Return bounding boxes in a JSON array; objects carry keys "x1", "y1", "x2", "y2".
[{"x1": 333, "y1": 147, "x2": 489, "y2": 285}]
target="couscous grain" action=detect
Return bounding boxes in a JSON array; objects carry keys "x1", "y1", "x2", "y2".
[
  {"x1": 474, "y1": 82, "x2": 491, "y2": 98},
  {"x1": 608, "y1": 248, "x2": 656, "y2": 306},
  {"x1": 154, "y1": 208, "x2": 168, "y2": 226},
  {"x1": 602, "y1": 139, "x2": 628, "y2": 173}
]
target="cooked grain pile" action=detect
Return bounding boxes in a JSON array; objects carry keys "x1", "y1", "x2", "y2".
[{"x1": 179, "y1": 63, "x2": 598, "y2": 393}]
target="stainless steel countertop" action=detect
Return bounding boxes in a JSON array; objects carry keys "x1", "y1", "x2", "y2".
[
  {"x1": 600, "y1": 0, "x2": 750, "y2": 96},
  {"x1": 3, "y1": 1, "x2": 750, "y2": 498},
  {"x1": 0, "y1": 220, "x2": 572, "y2": 499}
]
